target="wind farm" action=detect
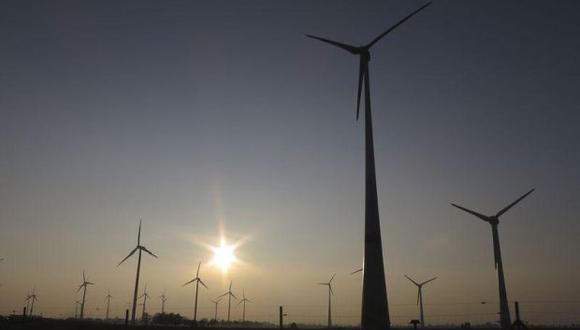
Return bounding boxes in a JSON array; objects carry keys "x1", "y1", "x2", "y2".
[{"x1": 1, "y1": 1, "x2": 579, "y2": 330}]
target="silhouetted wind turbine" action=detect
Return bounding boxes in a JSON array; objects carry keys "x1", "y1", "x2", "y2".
[
  {"x1": 77, "y1": 270, "x2": 95, "y2": 319},
  {"x1": 451, "y1": 188, "x2": 535, "y2": 329},
  {"x1": 238, "y1": 290, "x2": 251, "y2": 322},
  {"x1": 105, "y1": 291, "x2": 112, "y2": 320},
  {"x1": 307, "y1": 3, "x2": 432, "y2": 329},
  {"x1": 139, "y1": 287, "x2": 150, "y2": 321},
  {"x1": 318, "y1": 274, "x2": 335, "y2": 328},
  {"x1": 25, "y1": 288, "x2": 38, "y2": 317},
  {"x1": 183, "y1": 261, "x2": 208, "y2": 323},
  {"x1": 212, "y1": 298, "x2": 221, "y2": 321},
  {"x1": 404, "y1": 275, "x2": 437, "y2": 326},
  {"x1": 217, "y1": 281, "x2": 237, "y2": 322},
  {"x1": 159, "y1": 292, "x2": 167, "y2": 314},
  {"x1": 118, "y1": 218, "x2": 158, "y2": 324}
]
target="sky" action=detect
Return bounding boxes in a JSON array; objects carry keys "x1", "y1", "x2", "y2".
[{"x1": 1, "y1": 0, "x2": 580, "y2": 326}]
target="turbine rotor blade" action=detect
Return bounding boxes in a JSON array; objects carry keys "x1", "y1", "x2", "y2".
[
  {"x1": 420, "y1": 277, "x2": 438, "y2": 286},
  {"x1": 365, "y1": 1, "x2": 433, "y2": 49},
  {"x1": 451, "y1": 203, "x2": 490, "y2": 222},
  {"x1": 404, "y1": 274, "x2": 420, "y2": 287},
  {"x1": 199, "y1": 279, "x2": 208, "y2": 289},
  {"x1": 141, "y1": 246, "x2": 158, "y2": 258},
  {"x1": 182, "y1": 279, "x2": 195, "y2": 287},
  {"x1": 138, "y1": 217, "x2": 142, "y2": 245},
  {"x1": 231, "y1": 293, "x2": 238, "y2": 300},
  {"x1": 356, "y1": 58, "x2": 365, "y2": 120},
  {"x1": 306, "y1": 35, "x2": 359, "y2": 54},
  {"x1": 196, "y1": 262, "x2": 201, "y2": 277},
  {"x1": 118, "y1": 247, "x2": 138, "y2": 266},
  {"x1": 495, "y1": 188, "x2": 535, "y2": 217}
]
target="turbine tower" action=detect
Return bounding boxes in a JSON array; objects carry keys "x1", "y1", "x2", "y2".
[
  {"x1": 139, "y1": 287, "x2": 150, "y2": 321},
  {"x1": 318, "y1": 274, "x2": 335, "y2": 328},
  {"x1": 238, "y1": 290, "x2": 251, "y2": 322},
  {"x1": 159, "y1": 292, "x2": 167, "y2": 314},
  {"x1": 25, "y1": 288, "x2": 38, "y2": 317},
  {"x1": 74, "y1": 300, "x2": 81, "y2": 319},
  {"x1": 182, "y1": 262, "x2": 208, "y2": 323},
  {"x1": 105, "y1": 291, "x2": 113, "y2": 320},
  {"x1": 404, "y1": 275, "x2": 437, "y2": 326},
  {"x1": 451, "y1": 188, "x2": 535, "y2": 329},
  {"x1": 118, "y1": 218, "x2": 158, "y2": 324},
  {"x1": 217, "y1": 281, "x2": 237, "y2": 322},
  {"x1": 307, "y1": 3, "x2": 432, "y2": 329},
  {"x1": 212, "y1": 298, "x2": 221, "y2": 321},
  {"x1": 77, "y1": 270, "x2": 95, "y2": 320}
]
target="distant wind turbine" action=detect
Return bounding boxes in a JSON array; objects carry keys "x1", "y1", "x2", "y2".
[
  {"x1": 117, "y1": 218, "x2": 158, "y2": 324},
  {"x1": 217, "y1": 281, "x2": 237, "y2": 322},
  {"x1": 307, "y1": 3, "x2": 432, "y2": 329},
  {"x1": 318, "y1": 274, "x2": 335, "y2": 328},
  {"x1": 182, "y1": 262, "x2": 208, "y2": 323},
  {"x1": 159, "y1": 292, "x2": 167, "y2": 314},
  {"x1": 451, "y1": 188, "x2": 535, "y2": 329},
  {"x1": 404, "y1": 275, "x2": 437, "y2": 326},
  {"x1": 105, "y1": 291, "x2": 112, "y2": 320},
  {"x1": 211, "y1": 298, "x2": 222, "y2": 321},
  {"x1": 238, "y1": 290, "x2": 251, "y2": 322},
  {"x1": 25, "y1": 288, "x2": 38, "y2": 317},
  {"x1": 77, "y1": 270, "x2": 95, "y2": 320},
  {"x1": 139, "y1": 287, "x2": 150, "y2": 321}
]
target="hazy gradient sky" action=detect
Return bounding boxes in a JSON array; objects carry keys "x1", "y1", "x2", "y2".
[{"x1": 1, "y1": 0, "x2": 580, "y2": 326}]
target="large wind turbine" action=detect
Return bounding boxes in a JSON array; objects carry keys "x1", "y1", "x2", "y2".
[
  {"x1": 318, "y1": 274, "x2": 335, "y2": 328},
  {"x1": 159, "y1": 292, "x2": 167, "y2": 314},
  {"x1": 451, "y1": 188, "x2": 535, "y2": 329},
  {"x1": 139, "y1": 287, "x2": 150, "y2": 321},
  {"x1": 118, "y1": 219, "x2": 158, "y2": 324},
  {"x1": 307, "y1": 3, "x2": 432, "y2": 329},
  {"x1": 238, "y1": 290, "x2": 251, "y2": 322},
  {"x1": 182, "y1": 262, "x2": 208, "y2": 323},
  {"x1": 77, "y1": 270, "x2": 95, "y2": 320},
  {"x1": 25, "y1": 288, "x2": 38, "y2": 317},
  {"x1": 211, "y1": 298, "x2": 221, "y2": 321},
  {"x1": 105, "y1": 291, "x2": 112, "y2": 320},
  {"x1": 404, "y1": 275, "x2": 437, "y2": 326},
  {"x1": 217, "y1": 281, "x2": 237, "y2": 322}
]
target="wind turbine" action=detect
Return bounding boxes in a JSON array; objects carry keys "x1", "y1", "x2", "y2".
[
  {"x1": 404, "y1": 275, "x2": 437, "y2": 326},
  {"x1": 451, "y1": 188, "x2": 535, "y2": 329},
  {"x1": 25, "y1": 288, "x2": 38, "y2": 317},
  {"x1": 105, "y1": 291, "x2": 112, "y2": 320},
  {"x1": 238, "y1": 290, "x2": 251, "y2": 322},
  {"x1": 318, "y1": 274, "x2": 335, "y2": 328},
  {"x1": 159, "y1": 292, "x2": 167, "y2": 314},
  {"x1": 139, "y1": 287, "x2": 150, "y2": 321},
  {"x1": 211, "y1": 298, "x2": 222, "y2": 321},
  {"x1": 117, "y1": 218, "x2": 158, "y2": 324},
  {"x1": 77, "y1": 270, "x2": 95, "y2": 320},
  {"x1": 217, "y1": 281, "x2": 237, "y2": 322},
  {"x1": 182, "y1": 262, "x2": 208, "y2": 323},
  {"x1": 307, "y1": 3, "x2": 432, "y2": 329}
]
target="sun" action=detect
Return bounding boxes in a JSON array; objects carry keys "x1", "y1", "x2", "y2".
[{"x1": 210, "y1": 239, "x2": 237, "y2": 273}]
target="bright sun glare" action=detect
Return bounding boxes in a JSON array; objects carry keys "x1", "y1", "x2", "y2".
[{"x1": 210, "y1": 239, "x2": 237, "y2": 272}]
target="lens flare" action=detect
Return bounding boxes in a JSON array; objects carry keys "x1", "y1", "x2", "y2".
[{"x1": 210, "y1": 239, "x2": 237, "y2": 273}]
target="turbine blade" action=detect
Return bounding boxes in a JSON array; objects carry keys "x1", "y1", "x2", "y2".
[
  {"x1": 420, "y1": 277, "x2": 438, "y2": 286},
  {"x1": 365, "y1": 1, "x2": 433, "y2": 49},
  {"x1": 306, "y1": 35, "x2": 359, "y2": 54},
  {"x1": 196, "y1": 262, "x2": 201, "y2": 277},
  {"x1": 231, "y1": 293, "x2": 238, "y2": 300},
  {"x1": 138, "y1": 217, "x2": 142, "y2": 245},
  {"x1": 495, "y1": 188, "x2": 535, "y2": 217},
  {"x1": 329, "y1": 273, "x2": 336, "y2": 283},
  {"x1": 182, "y1": 279, "x2": 195, "y2": 287},
  {"x1": 217, "y1": 292, "x2": 229, "y2": 299},
  {"x1": 351, "y1": 268, "x2": 363, "y2": 275},
  {"x1": 86, "y1": 282, "x2": 95, "y2": 286},
  {"x1": 76, "y1": 285, "x2": 84, "y2": 293},
  {"x1": 82, "y1": 270, "x2": 86, "y2": 282},
  {"x1": 238, "y1": 300, "x2": 243, "y2": 305},
  {"x1": 451, "y1": 203, "x2": 489, "y2": 222},
  {"x1": 199, "y1": 279, "x2": 208, "y2": 289},
  {"x1": 117, "y1": 247, "x2": 138, "y2": 266},
  {"x1": 404, "y1": 275, "x2": 420, "y2": 287},
  {"x1": 141, "y1": 246, "x2": 158, "y2": 258},
  {"x1": 356, "y1": 58, "x2": 365, "y2": 120}
]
